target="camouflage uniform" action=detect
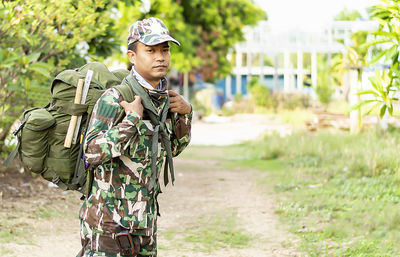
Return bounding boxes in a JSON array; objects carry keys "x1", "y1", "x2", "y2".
[
  {"x1": 78, "y1": 17, "x2": 188, "y2": 256},
  {"x1": 78, "y1": 73, "x2": 192, "y2": 256}
]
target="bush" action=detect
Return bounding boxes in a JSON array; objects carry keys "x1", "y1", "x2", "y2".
[
  {"x1": 276, "y1": 93, "x2": 311, "y2": 110},
  {"x1": 316, "y1": 82, "x2": 335, "y2": 105},
  {"x1": 247, "y1": 78, "x2": 311, "y2": 111},
  {"x1": 248, "y1": 78, "x2": 274, "y2": 108}
]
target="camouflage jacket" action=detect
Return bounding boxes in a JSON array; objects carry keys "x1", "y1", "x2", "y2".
[{"x1": 79, "y1": 77, "x2": 192, "y2": 237}]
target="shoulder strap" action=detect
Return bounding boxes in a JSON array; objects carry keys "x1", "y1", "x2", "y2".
[
  {"x1": 124, "y1": 74, "x2": 159, "y2": 117},
  {"x1": 123, "y1": 74, "x2": 174, "y2": 190},
  {"x1": 114, "y1": 83, "x2": 135, "y2": 103}
]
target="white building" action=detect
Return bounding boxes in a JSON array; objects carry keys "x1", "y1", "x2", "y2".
[{"x1": 222, "y1": 20, "x2": 378, "y2": 100}]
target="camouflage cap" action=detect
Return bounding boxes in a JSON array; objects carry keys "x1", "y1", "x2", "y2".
[{"x1": 127, "y1": 17, "x2": 180, "y2": 47}]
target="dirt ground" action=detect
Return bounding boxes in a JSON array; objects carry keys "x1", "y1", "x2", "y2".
[{"x1": 0, "y1": 114, "x2": 300, "y2": 256}]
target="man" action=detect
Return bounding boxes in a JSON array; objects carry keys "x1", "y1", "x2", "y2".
[{"x1": 78, "y1": 17, "x2": 192, "y2": 256}]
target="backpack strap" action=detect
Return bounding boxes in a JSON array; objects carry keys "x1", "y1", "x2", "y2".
[
  {"x1": 124, "y1": 74, "x2": 174, "y2": 191},
  {"x1": 4, "y1": 141, "x2": 20, "y2": 167},
  {"x1": 115, "y1": 83, "x2": 135, "y2": 103}
]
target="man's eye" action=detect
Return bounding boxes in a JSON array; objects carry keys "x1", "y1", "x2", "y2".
[{"x1": 147, "y1": 49, "x2": 153, "y2": 53}]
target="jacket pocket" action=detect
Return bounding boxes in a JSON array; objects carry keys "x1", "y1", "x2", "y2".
[
  {"x1": 127, "y1": 120, "x2": 153, "y2": 160},
  {"x1": 114, "y1": 184, "x2": 150, "y2": 229}
]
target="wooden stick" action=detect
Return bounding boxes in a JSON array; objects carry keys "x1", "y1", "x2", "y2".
[
  {"x1": 72, "y1": 70, "x2": 93, "y2": 145},
  {"x1": 64, "y1": 79, "x2": 84, "y2": 148}
]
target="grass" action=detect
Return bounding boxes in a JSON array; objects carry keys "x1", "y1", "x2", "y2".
[
  {"x1": 0, "y1": 215, "x2": 32, "y2": 245},
  {"x1": 184, "y1": 213, "x2": 252, "y2": 252},
  {"x1": 162, "y1": 212, "x2": 252, "y2": 253},
  {"x1": 278, "y1": 108, "x2": 314, "y2": 127},
  {"x1": 0, "y1": 191, "x2": 80, "y2": 256},
  {"x1": 216, "y1": 128, "x2": 400, "y2": 256},
  {"x1": 182, "y1": 126, "x2": 400, "y2": 256}
]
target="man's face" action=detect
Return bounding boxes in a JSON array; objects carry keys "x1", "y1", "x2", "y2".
[{"x1": 128, "y1": 41, "x2": 170, "y2": 86}]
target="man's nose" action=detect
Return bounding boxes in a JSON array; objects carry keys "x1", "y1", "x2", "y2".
[{"x1": 154, "y1": 50, "x2": 165, "y2": 62}]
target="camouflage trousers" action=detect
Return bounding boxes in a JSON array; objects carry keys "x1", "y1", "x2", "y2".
[{"x1": 78, "y1": 220, "x2": 157, "y2": 257}]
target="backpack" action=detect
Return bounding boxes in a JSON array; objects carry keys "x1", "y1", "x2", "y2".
[{"x1": 5, "y1": 62, "x2": 133, "y2": 194}]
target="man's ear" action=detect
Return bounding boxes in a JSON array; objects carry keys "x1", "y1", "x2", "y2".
[{"x1": 127, "y1": 50, "x2": 136, "y2": 65}]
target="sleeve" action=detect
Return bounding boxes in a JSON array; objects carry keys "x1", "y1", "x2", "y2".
[
  {"x1": 170, "y1": 105, "x2": 193, "y2": 157},
  {"x1": 83, "y1": 89, "x2": 146, "y2": 166}
]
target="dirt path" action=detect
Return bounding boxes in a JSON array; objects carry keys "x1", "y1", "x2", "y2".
[
  {"x1": 191, "y1": 114, "x2": 293, "y2": 146},
  {"x1": 1, "y1": 114, "x2": 300, "y2": 256},
  {"x1": 1, "y1": 154, "x2": 300, "y2": 257},
  {"x1": 157, "y1": 158, "x2": 300, "y2": 257}
]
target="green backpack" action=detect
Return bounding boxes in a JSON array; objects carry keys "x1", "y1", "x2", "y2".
[{"x1": 5, "y1": 62, "x2": 133, "y2": 194}]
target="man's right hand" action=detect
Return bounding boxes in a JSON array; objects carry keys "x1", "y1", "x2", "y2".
[{"x1": 120, "y1": 96, "x2": 144, "y2": 118}]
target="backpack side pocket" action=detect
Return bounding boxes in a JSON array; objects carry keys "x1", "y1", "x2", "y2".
[{"x1": 20, "y1": 109, "x2": 56, "y2": 174}]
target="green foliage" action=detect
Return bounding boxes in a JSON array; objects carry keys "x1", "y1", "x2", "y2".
[
  {"x1": 334, "y1": 8, "x2": 362, "y2": 21},
  {"x1": 276, "y1": 93, "x2": 311, "y2": 110},
  {"x1": 225, "y1": 77, "x2": 311, "y2": 114},
  {"x1": 314, "y1": 53, "x2": 335, "y2": 105},
  {"x1": 353, "y1": 70, "x2": 396, "y2": 116},
  {"x1": 248, "y1": 77, "x2": 273, "y2": 108},
  {"x1": 0, "y1": 0, "x2": 123, "y2": 154},
  {"x1": 222, "y1": 91, "x2": 310, "y2": 116},
  {"x1": 315, "y1": 83, "x2": 335, "y2": 105},
  {"x1": 114, "y1": 0, "x2": 266, "y2": 81},
  {"x1": 356, "y1": 0, "x2": 400, "y2": 118},
  {"x1": 330, "y1": 30, "x2": 370, "y2": 84}
]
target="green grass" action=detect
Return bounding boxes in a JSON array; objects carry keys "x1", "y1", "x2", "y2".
[
  {"x1": 162, "y1": 212, "x2": 252, "y2": 253},
  {"x1": 247, "y1": 129, "x2": 400, "y2": 255},
  {"x1": 187, "y1": 128, "x2": 400, "y2": 256},
  {"x1": 1, "y1": 248, "x2": 13, "y2": 256},
  {"x1": 0, "y1": 191, "x2": 79, "y2": 251},
  {"x1": 0, "y1": 215, "x2": 34, "y2": 245},
  {"x1": 184, "y1": 213, "x2": 252, "y2": 252},
  {"x1": 278, "y1": 108, "x2": 314, "y2": 126}
]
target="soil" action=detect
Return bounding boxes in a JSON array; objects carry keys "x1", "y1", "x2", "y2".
[{"x1": 0, "y1": 114, "x2": 300, "y2": 257}]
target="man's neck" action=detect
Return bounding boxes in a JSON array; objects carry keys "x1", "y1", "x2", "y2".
[{"x1": 148, "y1": 80, "x2": 160, "y2": 89}]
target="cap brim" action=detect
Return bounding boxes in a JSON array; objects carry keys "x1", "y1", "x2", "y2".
[{"x1": 140, "y1": 34, "x2": 181, "y2": 46}]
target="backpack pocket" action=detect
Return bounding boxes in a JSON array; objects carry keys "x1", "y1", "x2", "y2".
[
  {"x1": 20, "y1": 108, "x2": 56, "y2": 174},
  {"x1": 46, "y1": 113, "x2": 85, "y2": 184}
]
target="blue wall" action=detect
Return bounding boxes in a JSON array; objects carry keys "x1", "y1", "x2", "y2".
[{"x1": 216, "y1": 75, "x2": 288, "y2": 101}]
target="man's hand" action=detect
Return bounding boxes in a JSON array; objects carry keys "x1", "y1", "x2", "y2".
[
  {"x1": 120, "y1": 96, "x2": 144, "y2": 118},
  {"x1": 168, "y1": 90, "x2": 191, "y2": 114}
]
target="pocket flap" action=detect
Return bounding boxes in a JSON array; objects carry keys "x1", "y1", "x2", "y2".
[{"x1": 25, "y1": 109, "x2": 56, "y2": 131}]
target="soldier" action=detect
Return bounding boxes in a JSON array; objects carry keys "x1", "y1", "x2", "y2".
[{"x1": 78, "y1": 17, "x2": 192, "y2": 256}]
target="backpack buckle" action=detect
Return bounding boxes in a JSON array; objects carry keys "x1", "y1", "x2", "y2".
[{"x1": 52, "y1": 175, "x2": 60, "y2": 184}]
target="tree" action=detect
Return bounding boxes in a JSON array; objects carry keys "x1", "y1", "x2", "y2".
[
  {"x1": 113, "y1": 0, "x2": 266, "y2": 81},
  {"x1": 334, "y1": 8, "x2": 362, "y2": 21},
  {"x1": 355, "y1": 0, "x2": 400, "y2": 118},
  {"x1": 0, "y1": 0, "x2": 122, "y2": 155},
  {"x1": 331, "y1": 8, "x2": 367, "y2": 91}
]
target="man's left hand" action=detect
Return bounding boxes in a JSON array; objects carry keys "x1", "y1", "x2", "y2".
[{"x1": 168, "y1": 90, "x2": 191, "y2": 114}]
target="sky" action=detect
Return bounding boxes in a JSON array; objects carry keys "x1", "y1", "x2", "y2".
[{"x1": 254, "y1": 0, "x2": 381, "y2": 31}]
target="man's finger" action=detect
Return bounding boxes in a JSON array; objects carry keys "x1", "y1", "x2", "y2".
[
  {"x1": 169, "y1": 102, "x2": 180, "y2": 108},
  {"x1": 170, "y1": 107, "x2": 179, "y2": 113},
  {"x1": 134, "y1": 96, "x2": 142, "y2": 102},
  {"x1": 120, "y1": 101, "x2": 127, "y2": 107},
  {"x1": 168, "y1": 90, "x2": 178, "y2": 96},
  {"x1": 169, "y1": 97, "x2": 178, "y2": 103}
]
